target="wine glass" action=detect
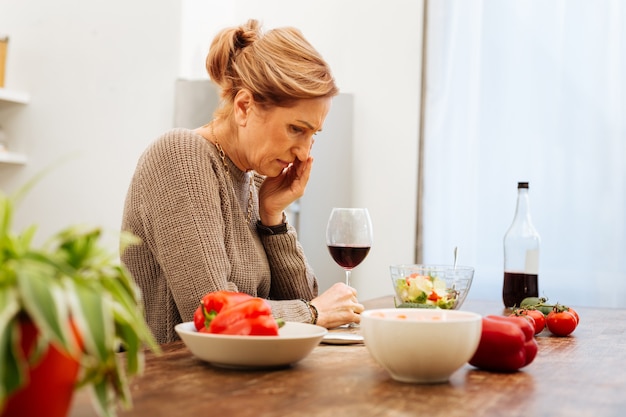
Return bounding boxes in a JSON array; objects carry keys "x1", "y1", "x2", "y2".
[{"x1": 326, "y1": 208, "x2": 373, "y2": 288}]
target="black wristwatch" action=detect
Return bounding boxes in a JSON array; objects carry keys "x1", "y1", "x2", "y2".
[{"x1": 256, "y1": 220, "x2": 288, "y2": 235}]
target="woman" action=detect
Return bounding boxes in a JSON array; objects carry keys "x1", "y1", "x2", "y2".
[{"x1": 122, "y1": 19, "x2": 364, "y2": 344}]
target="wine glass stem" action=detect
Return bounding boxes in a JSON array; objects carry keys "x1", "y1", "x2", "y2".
[{"x1": 344, "y1": 269, "x2": 357, "y2": 328}]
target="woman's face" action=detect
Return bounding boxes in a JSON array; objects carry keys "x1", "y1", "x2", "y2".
[{"x1": 238, "y1": 96, "x2": 332, "y2": 177}]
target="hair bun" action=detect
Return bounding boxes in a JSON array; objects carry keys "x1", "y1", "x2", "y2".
[
  {"x1": 233, "y1": 20, "x2": 260, "y2": 52},
  {"x1": 206, "y1": 18, "x2": 338, "y2": 116}
]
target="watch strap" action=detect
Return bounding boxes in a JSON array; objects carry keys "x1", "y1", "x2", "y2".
[{"x1": 256, "y1": 220, "x2": 288, "y2": 235}]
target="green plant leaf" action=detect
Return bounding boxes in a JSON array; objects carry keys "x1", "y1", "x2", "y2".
[
  {"x1": 0, "y1": 286, "x2": 20, "y2": 337},
  {"x1": 112, "y1": 353, "x2": 132, "y2": 409},
  {"x1": 115, "y1": 322, "x2": 141, "y2": 375},
  {"x1": 102, "y1": 272, "x2": 158, "y2": 350},
  {"x1": 0, "y1": 194, "x2": 13, "y2": 244},
  {"x1": 100, "y1": 269, "x2": 138, "y2": 319},
  {"x1": 67, "y1": 279, "x2": 113, "y2": 363},
  {"x1": 88, "y1": 378, "x2": 112, "y2": 417},
  {"x1": 0, "y1": 318, "x2": 25, "y2": 409},
  {"x1": 119, "y1": 231, "x2": 141, "y2": 254},
  {"x1": 16, "y1": 225, "x2": 37, "y2": 255},
  {"x1": 57, "y1": 227, "x2": 102, "y2": 269},
  {"x1": 16, "y1": 260, "x2": 73, "y2": 351}
]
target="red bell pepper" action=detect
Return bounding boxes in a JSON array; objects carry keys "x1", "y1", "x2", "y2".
[
  {"x1": 208, "y1": 298, "x2": 280, "y2": 336},
  {"x1": 193, "y1": 306, "x2": 206, "y2": 331},
  {"x1": 193, "y1": 291, "x2": 253, "y2": 331},
  {"x1": 202, "y1": 290, "x2": 253, "y2": 315},
  {"x1": 469, "y1": 315, "x2": 538, "y2": 372}
]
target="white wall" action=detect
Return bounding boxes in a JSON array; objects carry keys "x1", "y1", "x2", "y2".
[
  {"x1": 0, "y1": 0, "x2": 423, "y2": 302},
  {"x1": 180, "y1": 0, "x2": 424, "y2": 301},
  {"x1": 0, "y1": 0, "x2": 180, "y2": 249}
]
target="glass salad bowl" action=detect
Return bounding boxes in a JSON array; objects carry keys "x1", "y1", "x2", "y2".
[{"x1": 390, "y1": 264, "x2": 474, "y2": 310}]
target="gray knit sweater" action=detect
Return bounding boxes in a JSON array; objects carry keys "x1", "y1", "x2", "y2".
[{"x1": 122, "y1": 128, "x2": 318, "y2": 344}]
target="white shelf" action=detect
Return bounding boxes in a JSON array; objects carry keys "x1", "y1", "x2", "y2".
[
  {"x1": 0, "y1": 88, "x2": 30, "y2": 165},
  {"x1": 0, "y1": 88, "x2": 30, "y2": 104},
  {"x1": 0, "y1": 152, "x2": 27, "y2": 164}
]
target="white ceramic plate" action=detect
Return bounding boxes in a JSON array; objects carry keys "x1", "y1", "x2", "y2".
[{"x1": 175, "y1": 321, "x2": 327, "y2": 369}]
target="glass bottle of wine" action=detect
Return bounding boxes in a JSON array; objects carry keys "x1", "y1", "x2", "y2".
[{"x1": 503, "y1": 182, "x2": 541, "y2": 308}]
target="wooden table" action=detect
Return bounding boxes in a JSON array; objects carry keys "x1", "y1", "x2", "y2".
[{"x1": 69, "y1": 297, "x2": 626, "y2": 417}]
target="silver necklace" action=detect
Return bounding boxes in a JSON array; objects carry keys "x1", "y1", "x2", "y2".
[{"x1": 210, "y1": 122, "x2": 254, "y2": 224}]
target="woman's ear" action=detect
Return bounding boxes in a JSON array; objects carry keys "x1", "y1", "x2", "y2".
[{"x1": 233, "y1": 89, "x2": 253, "y2": 127}]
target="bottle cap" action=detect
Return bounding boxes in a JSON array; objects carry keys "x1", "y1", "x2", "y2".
[{"x1": 517, "y1": 182, "x2": 529, "y2": 189}]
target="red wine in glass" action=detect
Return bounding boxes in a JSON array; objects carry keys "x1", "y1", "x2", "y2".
[
  {"x1": 325, "y1": 208, "x2": 373, "y2": 287},
  {"x1": 327, "y1": 245, "x2": 371, "y2": 270}
]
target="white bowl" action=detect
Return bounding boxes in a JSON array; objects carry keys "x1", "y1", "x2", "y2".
[
  {"x1": 361, "y1": 308, "x2": 482, "y2": 384},
  {"x1": 174, "y1": 321, "x2": 327, "y2": 369}
]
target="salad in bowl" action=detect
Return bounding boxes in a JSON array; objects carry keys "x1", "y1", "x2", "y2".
[{"x1": 390, "y1": 265, "x2": 474, "y2": 310}]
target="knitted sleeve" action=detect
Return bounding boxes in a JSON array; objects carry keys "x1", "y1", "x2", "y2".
[
  {"x1": 261, "y1": 229, "x2": 318, "y2": 300},
  {"x1": 133, "y1": 130, "x2": 240, "y2": 321},
  {"x1": 260, "y1": 228, "x2": 319, "y2": 324}
]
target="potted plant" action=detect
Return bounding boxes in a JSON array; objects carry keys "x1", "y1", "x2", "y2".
[{"x1": 0, "y1": 178, "x2": 160, "y2": 417}]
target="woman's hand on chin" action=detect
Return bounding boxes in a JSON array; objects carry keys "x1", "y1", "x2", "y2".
[{"x1": 258, "y1": 156, "x2": 313, "y2": 225}]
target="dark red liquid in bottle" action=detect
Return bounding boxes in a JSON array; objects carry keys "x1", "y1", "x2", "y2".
[
  {"x1": 327, "y1": 245, "x2": 371, "y2": 269},
  {"x1": 502, "y1": 272, "x2": 538, "y2": 308}
]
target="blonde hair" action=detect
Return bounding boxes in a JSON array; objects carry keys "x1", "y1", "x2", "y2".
[{"x1": 206, "y1": 19, "x2": 338, "y2": 119}]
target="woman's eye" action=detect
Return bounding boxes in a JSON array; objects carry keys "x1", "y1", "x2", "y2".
[{"x1": 289, "y1": 125, "x2": 304, "y2": 134}]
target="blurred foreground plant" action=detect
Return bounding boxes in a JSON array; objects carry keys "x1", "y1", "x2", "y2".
[{"x1": 0, "y1": 178, "x2": 159, "y2": 417}]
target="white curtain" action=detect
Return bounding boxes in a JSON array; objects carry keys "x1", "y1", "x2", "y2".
[{"x1": 422, "y1": 0, "x2": 626, "y2": 307}]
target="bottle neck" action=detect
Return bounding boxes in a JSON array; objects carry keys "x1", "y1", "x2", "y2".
[
  {"x1": 504, "y1": 186, "x2": 540, "y2": 240},
  {"x1": 514, "y1": 188, "x2": 532, "y2": 223}
]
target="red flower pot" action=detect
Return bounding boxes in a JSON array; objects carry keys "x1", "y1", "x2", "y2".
[{"x1": 1, "y1": 319, "x2": 82, "y2": 417}]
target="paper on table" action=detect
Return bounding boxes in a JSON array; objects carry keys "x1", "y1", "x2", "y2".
[{"x1": 321, "y1": 333, "x2": 364, "y2": 345}]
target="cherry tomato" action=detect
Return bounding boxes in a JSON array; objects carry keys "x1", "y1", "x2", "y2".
[
  {"x1": 566, "y1": 307, "x2": 580, "y2": 324},
  {"x1": 546, "y1": 309, "x2": 578, "y2": 336},
  {"x1": 516, "y1": 309, "x2": 546, "y2": 335},
  {"x1": 509, "y1": 311, "x2": 535, "y2": 333}
]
